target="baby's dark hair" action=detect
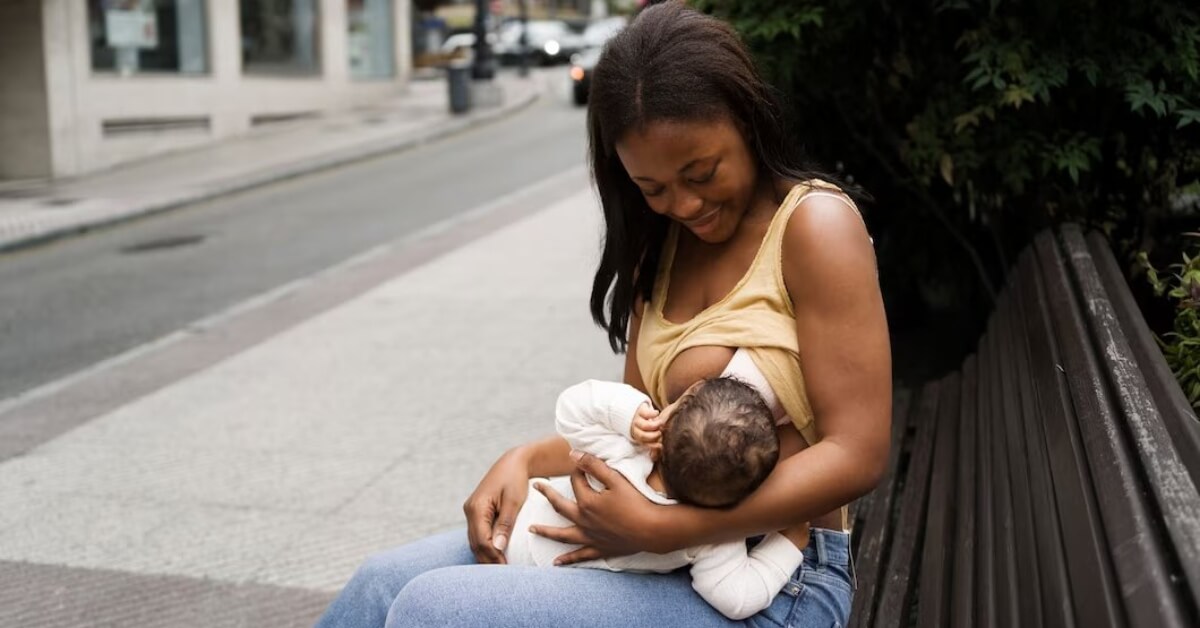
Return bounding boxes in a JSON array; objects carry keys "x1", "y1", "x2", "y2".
[{"x1": 659, "y1": 377, "x2": 779, "y2": 508}]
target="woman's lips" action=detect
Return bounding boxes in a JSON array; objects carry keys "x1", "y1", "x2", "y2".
[{"x1": 683, "y1": 207, "x2": 721, "y2": 230}]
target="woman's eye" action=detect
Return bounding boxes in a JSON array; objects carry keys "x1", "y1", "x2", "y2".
[
  {"x1": 642, "y1": 188, "x2": 665, "y2": 197},
  {"x1": 688, "y1": 168, "x2": 717, "y2": 185}
]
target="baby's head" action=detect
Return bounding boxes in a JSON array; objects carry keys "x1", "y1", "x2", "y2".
[{"x1": 658, "y1": 377, "x2": 780, "y2": 508}]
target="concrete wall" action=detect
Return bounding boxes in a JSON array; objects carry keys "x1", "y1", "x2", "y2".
[
  {"x1": 0, "y1": 0, "x2": 52, "y2": 179},
  {"x1": 33, "y1": 0, "x2": 412, "y2": 178}
]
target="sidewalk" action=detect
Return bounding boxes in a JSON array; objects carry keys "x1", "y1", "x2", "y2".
[
  {"x1": 0, "y1": 172, "x2": 618, "y2": 626},
  {"x1": 0, "y1": 72, "x2": 539, "y2": 254}
]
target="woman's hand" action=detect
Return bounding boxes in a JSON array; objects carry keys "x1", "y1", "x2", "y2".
[
  {"x1": 531, "y1": 451, "x2": 682, "y2": 565},
  {"x1": 462, "y1": 448, "x2": 531, "y2": 565}
]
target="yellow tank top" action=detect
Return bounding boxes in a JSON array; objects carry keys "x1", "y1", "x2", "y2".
[{"x1": 636, "y1": 180, "x2": 862, "y2": 447}]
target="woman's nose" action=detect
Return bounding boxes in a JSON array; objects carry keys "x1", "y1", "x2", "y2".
[{"x1": 672, "y1": 190, "x2": 704, "y2": 220}]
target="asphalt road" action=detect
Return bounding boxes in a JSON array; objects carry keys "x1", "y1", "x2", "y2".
[{"x1": 0, "y1": 78, "x2": 588, "y2": 401}]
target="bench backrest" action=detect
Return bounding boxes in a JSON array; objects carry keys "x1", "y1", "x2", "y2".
[{"x1": 850, "y1": 225, "x2": 1200, "y2": 628}]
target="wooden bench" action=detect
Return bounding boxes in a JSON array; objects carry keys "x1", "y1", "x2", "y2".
[{"x1": 850, "y1": 225, "x2": 1200, "y2": 628}]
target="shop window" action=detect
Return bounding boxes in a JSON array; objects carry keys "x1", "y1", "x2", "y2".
[
  {"x1": 240, "y1": 0, "x2": 321, "y2": 76},
  {"x1": 88, "y1": 0, "x2": 208, "y2": 75},
  {"x1": 347, "y1": 0, "x2": 395, "y2": 79}
]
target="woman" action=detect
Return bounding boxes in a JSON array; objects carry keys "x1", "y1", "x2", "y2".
[{"x1": 316, "y1": 3, "x2": 890, "y2": 626}]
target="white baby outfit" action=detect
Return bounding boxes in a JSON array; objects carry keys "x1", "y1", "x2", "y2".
[{"x1": 505, "y1": 372, "x2": 803, "y2": 620}]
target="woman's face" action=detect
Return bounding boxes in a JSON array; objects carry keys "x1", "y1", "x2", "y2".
[{"x1": 615, "y1": 117, "x2": 759, "y2": 243}]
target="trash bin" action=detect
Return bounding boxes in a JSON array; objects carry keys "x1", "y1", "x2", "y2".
[{"x1": 447, "y1": 62, "x2": 472, "y2": 115}]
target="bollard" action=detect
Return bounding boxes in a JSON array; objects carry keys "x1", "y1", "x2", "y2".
[{"x1": 447, "y1": 62, "x2": 472, "y2": 115}]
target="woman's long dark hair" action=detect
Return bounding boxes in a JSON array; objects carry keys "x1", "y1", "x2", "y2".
[{"x1": 588, "y1": 1, "x2": 832, "y2": 353}]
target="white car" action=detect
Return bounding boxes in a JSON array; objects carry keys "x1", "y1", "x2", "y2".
[
  {"x1": 495, "y1": 20, "x2": 585, "y2": 66},
  {"x1": 439, "y1": 32, "x2": 499, "y2": 61}
]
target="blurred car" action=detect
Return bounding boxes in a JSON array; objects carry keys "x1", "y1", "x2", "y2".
[
  {"x1": 438, "y1": 32, "x2": 498, "y2": 64},
  {"x1": 569, "y1": 47, "x2": 602, "y2": 106},
  {"x1": 496, "y1": 20, "x2": 584, "y2": 66},
  {"x1": 582, "y1": 16, "x2": 627, "y2": 49}
]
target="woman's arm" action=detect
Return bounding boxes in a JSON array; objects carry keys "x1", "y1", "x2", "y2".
[{"x1": 537, "y1": 195, "x2": 892, "y2": 558}]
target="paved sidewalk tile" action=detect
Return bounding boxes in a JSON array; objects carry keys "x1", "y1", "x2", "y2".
[{"x1": 0, "y1": 560, "x2": 334, "y2": 628}]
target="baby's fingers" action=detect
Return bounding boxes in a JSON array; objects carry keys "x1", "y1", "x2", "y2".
[
  {"x1": 635, "y1": 403, "x2": 660, "y2": 421},
  {"x1": 630, "y1": 422, "x2": 663, "y2": 445}
]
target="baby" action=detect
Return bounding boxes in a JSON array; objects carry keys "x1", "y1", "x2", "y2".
[{"x1": 504, "y1": 376, "x2": 806, "y2": 620}]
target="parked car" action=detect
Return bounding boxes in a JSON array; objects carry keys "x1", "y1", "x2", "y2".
[
  {"x1": 496, "y1": 20, "x2": 584, "y2": 66},
  {"x1": 569, "y1": 47, "x2": 602, "y2": 106}
]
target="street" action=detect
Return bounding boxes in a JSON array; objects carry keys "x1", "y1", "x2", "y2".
[
  {"x1": 0, "y1": 72, "x2": 623, "y2": 626},
  {"x1": 0, "y1": 80, "x2": 586, "y2": 402}
]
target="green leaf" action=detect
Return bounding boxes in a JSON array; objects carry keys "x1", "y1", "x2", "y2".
[
  {"x1": 1179, "y1": 109, "x2": 1200, "y2": 129},
  {"x1": 954, "y1": 109, "x2": 982, "y2": 133},
  {"x1": 1001, "y1": 85, "x2": 1036, "y2": 108}
]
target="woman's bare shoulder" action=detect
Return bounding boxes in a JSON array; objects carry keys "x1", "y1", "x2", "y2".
[{"x1": 780, "y1": 192, "x2": 877, "y2": 308}]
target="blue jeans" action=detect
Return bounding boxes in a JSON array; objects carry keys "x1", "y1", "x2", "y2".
[{"x1": 315, "y1": 527, "x2": 853, "y2": 628}]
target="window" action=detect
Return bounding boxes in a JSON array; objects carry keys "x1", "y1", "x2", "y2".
[
  {"x1": 347, "y1": 0, "x2": 395, "y2": 79},
  {"x1": 88, "y1": 0, "x2": 208, "y2": 75},
  {"x1": 240, "y1": 0, "x2": 321, "y2": 76}
]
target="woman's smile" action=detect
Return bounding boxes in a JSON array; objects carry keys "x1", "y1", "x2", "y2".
[{"x1": 681, "y1": 205, "x2": 723, "y2": 236}]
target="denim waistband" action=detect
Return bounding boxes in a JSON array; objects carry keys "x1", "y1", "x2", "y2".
[{"x1": 805, "y1": 527, "x2": 851, "y2": 568}]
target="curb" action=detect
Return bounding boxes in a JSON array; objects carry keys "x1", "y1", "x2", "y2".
[{"x1": 0, "y1": 82, "x2": 541, "y2": 255}]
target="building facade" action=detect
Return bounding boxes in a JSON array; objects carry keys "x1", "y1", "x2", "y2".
[{"x1": 0, "y1": 0, "x2": 412, "y2": 180}]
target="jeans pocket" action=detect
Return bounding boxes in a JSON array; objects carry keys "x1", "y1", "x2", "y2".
[
  {"x1": 749, "y1": 580, "x2": 804, "y2": 628},
  {"x1": 786, "y1": 567, "x2": 852, "y2": 628}
]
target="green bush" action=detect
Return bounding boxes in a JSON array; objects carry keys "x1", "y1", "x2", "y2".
[
  {"x1": 1140, "y1": 234, "x2": 1200, "y2": 412},
  {"x1": 692, "y1": 0, "x2": 1200, "y2": 328}
]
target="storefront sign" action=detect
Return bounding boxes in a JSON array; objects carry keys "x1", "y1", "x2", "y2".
[{"x1": 105, "y1": 10, "x2": 159, "y2": 49}]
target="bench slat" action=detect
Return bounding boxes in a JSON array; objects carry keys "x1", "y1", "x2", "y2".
[
  {"x1": 1037, "y1": 232, "x2": 1191, "y2": 627},
  {"x1": 848, "y1": 389, "x2": 916, "y2": 628},
  {"x1": 1086, "y1": 231, "x2": 1200, "y2": 488},
  {"x1": 1007, "y1": 255, "x2": 1076, "y2": 628},
  {"x1": 983, "y1": 327, "x2": 1022, "y2": 628},
  {"x1": 916, "y1": 371, "x2": 962, "y2": 628},
  {"x1": 975, "y1": 336, "x2": 997, "y2": 628},
  {"x1": 949, "y1": 356, "x2": 978, "y2": 628},
  {"x1": 1065, "y1": 228, "x2": 1200, "y2": 611},
  {"x1": 872, "y1": 378, "x2": 943, "y2": 628},
  {"x1": 995, "y1": 291, "x2": 1046, "y2": 628},
  {"x1": 1023, "y1": 235, "x2": 1126, "y2": 628}
]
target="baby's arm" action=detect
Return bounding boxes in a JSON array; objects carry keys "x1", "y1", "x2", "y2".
[
  {"x1": 554, "y1": 380, "x2": 652, "y2": 459},
  {"x1": 688, "y1": 533, "x2": 805, "y2": 620}
]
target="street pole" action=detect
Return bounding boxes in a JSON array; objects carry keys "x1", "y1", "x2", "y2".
[{"x1": 471, "y1": 0, "x2": 495, "y2": 80}]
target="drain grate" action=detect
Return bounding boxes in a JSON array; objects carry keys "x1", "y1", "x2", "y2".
[{"x1": 120, "y1": 234, "x2": 206, "y2": 254}]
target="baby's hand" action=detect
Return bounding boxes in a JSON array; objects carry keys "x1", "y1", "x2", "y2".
[{"x1": 630, "y1": 403, "x2": 665, "y2": 459}]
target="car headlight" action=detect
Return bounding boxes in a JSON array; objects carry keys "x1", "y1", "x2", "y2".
[{"x1": 544, "y1": 40, "x2": 561, "y2": 56}]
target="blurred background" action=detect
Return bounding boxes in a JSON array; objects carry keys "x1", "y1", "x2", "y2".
[{"x1": 0, "y1": 0, "x2": 1197, "y2": 626}]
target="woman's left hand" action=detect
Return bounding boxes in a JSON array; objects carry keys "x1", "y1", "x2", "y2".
[{"x1": 530, "y1": 450, "x2": 670, "y2": 565}]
